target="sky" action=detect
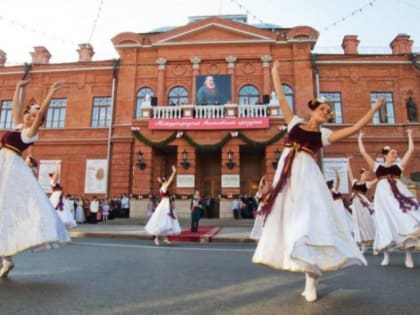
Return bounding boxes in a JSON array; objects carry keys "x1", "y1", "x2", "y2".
[{"x1": 1, "y1": 0, "x2": 419, "y2": 65}]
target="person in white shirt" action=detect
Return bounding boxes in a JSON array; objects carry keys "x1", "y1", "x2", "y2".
[{"x1": 89, "y1": 196, "x2": 99, "y2": 224}]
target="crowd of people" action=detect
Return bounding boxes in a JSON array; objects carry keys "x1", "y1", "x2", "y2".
[{"x1": 45, "y1": 193, "x2": 132, "y2": 225}]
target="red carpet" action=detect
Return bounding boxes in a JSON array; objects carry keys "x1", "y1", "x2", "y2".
[{"x1": 168, "y1": 226, "x2": 221, "y2": 243}]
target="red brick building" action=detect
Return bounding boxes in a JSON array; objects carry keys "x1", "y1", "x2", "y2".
[{"x1": 1, "y1": 15, "x2": 419, "y2": 217}]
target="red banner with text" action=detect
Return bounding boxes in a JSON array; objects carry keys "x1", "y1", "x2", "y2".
[{"x1": 148, "y1": 117, "x2": 270, "y2": 130}]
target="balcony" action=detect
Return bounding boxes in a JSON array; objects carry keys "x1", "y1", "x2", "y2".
[
  {"x1": 141, "y1": 103, "x2": 284, "y2": 119},
  {"x1": 139, "y1": 104, "x2": 282, "y2": 130}
]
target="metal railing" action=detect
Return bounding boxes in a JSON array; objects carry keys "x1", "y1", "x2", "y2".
[{"x1": 150, "y1": 104, "x2": 270, "y2": 119}]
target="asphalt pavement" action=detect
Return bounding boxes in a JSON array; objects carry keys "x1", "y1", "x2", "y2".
[{"x1": 1, "y1": 238, "x2": 419, "y2": 315}]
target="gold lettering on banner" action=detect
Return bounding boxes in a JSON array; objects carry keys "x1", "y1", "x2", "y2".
[{"x1": 148, "y1": 117, "x2": 270, "y2": 130}]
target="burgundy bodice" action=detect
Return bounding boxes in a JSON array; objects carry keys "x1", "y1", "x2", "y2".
[
  {"x1": 160, "y1": 189, "x2": 170, "y2": 198},
  {"x1": 1, "y1": 131, "x2": 33, "y2": 154},
  {"x1": 261, "y1": 123, "x2": 325, "y2": 219},
  {"x1": 375, "y1": 163, "x2": 418, "y2": 212},
  {"x1": 375, "y1": 164, "x2": 402, "y2": 178},
  {"x1": 352, "y1": 182, "x2": 368, "y2": 193},
  {"x1": 51, "y1": 182, "x2": 63, "y2": 191},
  {"x1": 332, "y1": 191, "x2": 342, "y2": 200},
  {"x1": 284, "y1": 125, "x2": 323, "y2": 154}
]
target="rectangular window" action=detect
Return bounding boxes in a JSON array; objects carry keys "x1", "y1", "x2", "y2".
[
  {"x1": 0, "y1": 100, "x2": 13, "y2": 129},
  {"x1": 371, "y1": 92, "x2": 395, "y2": 124},
  {"x1": 91, "y1": 97, "x2": 111, "y2": 127},
  {"x1": 45, "y1": 98, "x2": 67, "y2": 128},
  {"x1": 320, "y1": 92, "x2": 343, "y2": 124}
]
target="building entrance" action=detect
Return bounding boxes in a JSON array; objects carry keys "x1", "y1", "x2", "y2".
[{"x1": 197, "y1": 150, "x2": 221, "y2": 218}]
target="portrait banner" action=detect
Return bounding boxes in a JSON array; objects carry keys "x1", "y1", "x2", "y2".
[
  {"x1": 195, "y1": 75, "x2": 231, "y2": 105},
  {"x1": 84, "y1": 159, "x2": 108, "y2": 194}
]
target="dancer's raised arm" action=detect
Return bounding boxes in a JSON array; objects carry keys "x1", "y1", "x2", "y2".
[
  {"x1": 163, "y1": 165, "x2": 177, "y2": 189},
  {"x1": 347, "y1": 156, "x2": 355, "y2": 184},
  {"x1": 27, "y1": 80, "x2": 65, "y2": 138},
  {"x1": 271, "y1": 60, "x2": 293, "y2": 124},
  {"x1": 400, "y1": 128, "x2": 414, "y2": 169},
  {"x1": 12, "y1": 79, "x2": 31, "y2": 126},
  {"x1": 358, "y1": 131, "x2": 375, "y2": 170},
  {"x1": 328, "y1": 98, "x2": 386, "y2": 143}
]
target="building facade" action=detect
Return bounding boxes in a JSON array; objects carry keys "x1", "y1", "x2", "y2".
[{"x1": 1, "y1": 15, "x2": 419, "y2": 217}]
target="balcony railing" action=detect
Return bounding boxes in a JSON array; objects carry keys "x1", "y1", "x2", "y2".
[{"x1": 141, "y1": 104, "x2": 281, "y2": 120}]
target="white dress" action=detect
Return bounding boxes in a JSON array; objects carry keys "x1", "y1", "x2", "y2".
[
  {"x1": 75, "y1": 200, "x2": 86, "y2": 223},
  {"x1": 372, "y1": 163, "x2": 420, "y2": 252},
  {"x1": 250, "y1": 192, "x2": 264, "y2": 241},
  {"x1": 250, "y1": 208, "x2": 264, "y2": 241},
  {"x1": 252, "y1": 116, "x2": 366, "y2": 275},
  {"x1": 331, "y1": 191, "x2": 354, "y2": 238},
  {"x1": 0, "y1": 127, "x2": 70, "y2": 256},
  {"x1": 350, "y1": 180, "x2": 375, "y2": 245},
  {"x1": 49, "y1": 181, "x2": 77, "y2": 230},
  {"x1": 144, "y1": 187, "x2": 181, "y2": 236}
]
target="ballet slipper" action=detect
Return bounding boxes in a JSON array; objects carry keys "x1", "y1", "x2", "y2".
[
  {"x1": 301, "y1": 277, "x2": 320, "y2": 296},
  {"x1": 381, "y1": 251, "x2": 390, "y2": 266},
  {"x1": 302, "y1": 273, "x2": 318, "y2": 302},
  {"x1": 0, "y1": 260, "x2": 15, "y2": 278},
  {"x1": 154, "y1": 237, "x2": 160, "y2": 246},
  {"x1": 405, "y1": 251, "x2": 414, "y2": 269},
  {"x1": 163, "y1": 237, "x2": 171, "y2": 245}
]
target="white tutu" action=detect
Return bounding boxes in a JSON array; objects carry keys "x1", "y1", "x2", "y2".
[
  {"x1": 252, "y1": 116, "x2": 366, "y2": 275},
  {"x1": 50, "y1": 191, "x2": 77, "y2": 229},
  {"x1": 351, "y1": 194, "x2": 375, "y2": 245},
  {"x1": 333, "y1": 199, "x2": 354, "y2": 238},
  {"x1": 145, "y1": 192, "x2": 181, "y2": 236},
  {"x1": 250, "y1": 211, "x2": 264, "y2": 241},
  {"x1": 56, "y1": 209, "x2": 77, "y2": 229},
  {"x1": 0, "y1": 145, "x2": 70, "y2": 256},
  {"x1": 373, "y1": 165, "x2": 420, "y2": 252}
]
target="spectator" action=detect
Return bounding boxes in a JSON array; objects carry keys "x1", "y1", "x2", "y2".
[
  {"x1": 89, "y1": 196, "x2": 99, "y2": 224},
  {"x1": 120, "y1": 193, "x2": 130, "y2": 218},
  {"x1": 75, "y1": 196, "x2": 86, "y2": 223},
  {"x1": 231, "y1": 198, "x2": 240, "y2": 219},
  {"x1": 101, "y1": 199, "x2": 110, "y2": 224},
  {"x1": 190, "y1": 190, "x2": 203, "y2": 232}
]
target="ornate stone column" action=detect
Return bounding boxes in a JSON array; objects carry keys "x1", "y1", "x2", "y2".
[
  {"x1": 261, "y1": 55, "x2": 272, "y2": 96},
  {"x1": 155, "y1": 57, "x2": 167, "y2": 106},
  {"x1": 190, "y1": 57, "x2": 201, "y2": 104},
  {"x1": 225, "y1": 56, "x2": 237, "y2": 103}
]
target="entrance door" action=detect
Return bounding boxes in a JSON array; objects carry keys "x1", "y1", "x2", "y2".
[
  {"x1": 197, "y1": 150, "x2": 221, "y2": 218},
  {"x1": 240, "y1": 146, "x2": 265, "y2": 195}
]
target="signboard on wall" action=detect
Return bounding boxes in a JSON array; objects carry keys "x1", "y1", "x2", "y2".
[
  {"x1": 84, "y1": 159, "x2": 108, "y2": 194},
  {"x1": 39, "y1": 160, "x2": 61, "y2": 193},
  {"x1": 221, "y1": 174, "x2": 240, "y2": 188},
  {"x1": 176, "y1": 175, "x2": 195, "y2": 188}
]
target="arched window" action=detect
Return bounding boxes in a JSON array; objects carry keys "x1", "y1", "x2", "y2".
[
  {"x1": 282, "y1": 84, "x2": 294, "y2": 112},
  {"x1": 168, "y1": 86, "x2": 189, "y2": 106},
  {"x1": 136, "y1": 87, "x2": 154, "y2": 118},
  {"x1": 238, "y1": 85, "x2": 260, "y2": 105}
]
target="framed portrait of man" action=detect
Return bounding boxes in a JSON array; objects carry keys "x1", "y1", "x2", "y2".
[{"x1": 195, "y1": 74, "x2": 231, "y2": 105}]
